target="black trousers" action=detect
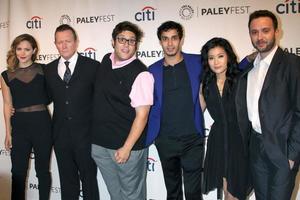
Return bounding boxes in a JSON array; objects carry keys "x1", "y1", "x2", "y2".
[
  {"x1": 10, "y1": 111, "x2": 52, "y2": 200},
  {"x1": 54, "y1": 138, "x2": 99, "y2": 200},
  {"x1": 156, "y1": 134, "x2": 204, "y2": 200},
  {"x1": 249, "y1": 130, "x2": 298, "y2": 200}
]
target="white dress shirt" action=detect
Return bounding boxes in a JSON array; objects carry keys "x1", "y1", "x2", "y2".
[
  {"x1": 57, "y1": 53, "x2": 78, "y2": 80},
  {"x1": 247, "y1": 45, "x2": 278, "y2": 133}
]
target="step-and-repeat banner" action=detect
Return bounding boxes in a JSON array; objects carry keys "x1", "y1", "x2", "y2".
[{"x1": 0, "y1": 0, "x2": 299, "y2": 199}]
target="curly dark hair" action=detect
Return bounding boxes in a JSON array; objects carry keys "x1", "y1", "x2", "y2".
[
  {"x1": 201, "y1": 37, "x2": 240, "y2": 99},
  {"x1": 157, "y1": 21, "x2": 184, "y2": 41},
  {"x1": 112, "y1": 21, "x2": 144, "y2": 43}
]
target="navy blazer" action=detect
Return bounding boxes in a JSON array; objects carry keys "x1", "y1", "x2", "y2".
[
  {"x1": 44, "y1": 53, "x2": 100, "y2": 146},
  {"x1": 236, "y1": 47, "x2": 300, "y2": 166},
  {"x1": 146, "y1": 52, "x2": 205, "y2": 146}
]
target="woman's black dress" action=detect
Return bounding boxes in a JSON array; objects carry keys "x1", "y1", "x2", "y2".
[{"x1": 202, "y1": 79, "x2": 250, "y2": 200}]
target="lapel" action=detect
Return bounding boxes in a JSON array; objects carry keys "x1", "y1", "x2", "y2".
[
  {"x1": 235, "y1": 62, "x2": 254, "y2": 145},
  {"x1": 183, "y1": 53, "x2": 198, "y2": 104},
  {"x1": 154, "y1": 59, "x2": 164, "y2": 106},
  {"x1": 50, "y1": 59, "x2": 62, "y2": 82},
  {"x1": 235, "y1": 61, "x2": 253, "y2": 120},
  {"x1": 260, "y1": 48, "x2": 283, "y2": 94},
  {"x1": 69, "y1": 53, "x2": 84, "y2": 83}
]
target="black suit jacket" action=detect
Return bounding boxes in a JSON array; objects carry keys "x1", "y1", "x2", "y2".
[
  {"x1": 45, "y1": 53, "x2": 101, "y2": 147},
  {"x1": 236, "y1": 47, "x2": 300, "y2": 167}
]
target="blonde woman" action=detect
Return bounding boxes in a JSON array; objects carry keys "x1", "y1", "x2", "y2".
[{"x1": 1, "y1": 34, "x2": 52, "y2": 200}]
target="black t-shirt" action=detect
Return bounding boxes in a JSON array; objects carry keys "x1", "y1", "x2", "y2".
[{"x1": 160, "y1": 60, "x2": 197, "y2": 136}]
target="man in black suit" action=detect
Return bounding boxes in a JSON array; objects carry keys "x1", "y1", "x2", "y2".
[
  {"x1": 44, "y1": 24, "x2": 100, "y2": 200},
  {"x1": 236, "y1": 10, "x2": 300, "y2": 200}
]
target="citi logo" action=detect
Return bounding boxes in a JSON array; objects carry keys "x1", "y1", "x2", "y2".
[
  {"x1": 147, "y1": 157, "x2": 157, "y2": 172},
  {"x1": 276, "y1": 0, "x2": 300, "y2": 14},
  {"x1": 26, "y1": 16, "x2": 42, "y2": 29},
  {"x1": 135, "y1": 6, "x2": 156, "y2": 21},
  {"x1": 79, "y1": 47, "x2": 97, "y2": 60}
]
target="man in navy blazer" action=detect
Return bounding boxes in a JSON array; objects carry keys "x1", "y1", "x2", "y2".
[
  {"x1": 44, "y1": 24, "x2": 99, "y2": 200},
  {"x1": 236, "y1": 10, "x2": 300, "y2": 200},
  {"x1": 146, "y1": 21, "x2": 205, "y2": 200}
]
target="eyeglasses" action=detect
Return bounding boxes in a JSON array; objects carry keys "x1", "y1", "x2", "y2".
[{"x1": 116, "y1": 37, "x2": 137, "y2": 46}]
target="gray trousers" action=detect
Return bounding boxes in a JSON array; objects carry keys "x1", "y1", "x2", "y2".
[{"x1": 91, "y1": 144, "x2": 148, "y2": 200}]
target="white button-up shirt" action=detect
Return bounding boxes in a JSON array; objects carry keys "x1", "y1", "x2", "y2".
[
  {"x1": 58, "y1": 53, "x2": 78, "y2": 80},
  {"x1": 247, "y1": 45, "x2": 278, "y2": 133}
]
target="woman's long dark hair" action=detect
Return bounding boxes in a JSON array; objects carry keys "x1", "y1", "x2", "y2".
[{"x1": 201, "y1": 37, "x2": 240, "y2": 99}]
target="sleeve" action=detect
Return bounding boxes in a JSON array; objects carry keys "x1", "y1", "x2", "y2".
[
  {"x1": 239, "y1": 57, "x2": 250, "y2": 70},
  {"x1": 1, "y1": 71, "x2": 9, "y2": 87},
  {"x1": 287, "y1": 55, "x2": 300, "y2": 163},
  {"x1": 129, "y1": 71, "x2": 154, "y2": 108},
  {"x1": 43, "y1": 64, "x2": 53, "y2": 103}
]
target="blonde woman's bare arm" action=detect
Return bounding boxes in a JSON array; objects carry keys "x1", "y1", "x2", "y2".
[{"x1": 1, "y1": 76, "x2": 13, "y2": 150}]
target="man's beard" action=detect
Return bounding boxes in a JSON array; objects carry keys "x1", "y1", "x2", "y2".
[{"x1": 253, "y1": 37, "x2": 276, "y2": 53}]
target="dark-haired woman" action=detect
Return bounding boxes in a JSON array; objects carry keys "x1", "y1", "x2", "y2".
[
  {"x1": 1, "y1": 34, "x2": 52, "y2": 200},
  {"x1": 200, "y1": 37, "x2": 251, "y2": 200}
]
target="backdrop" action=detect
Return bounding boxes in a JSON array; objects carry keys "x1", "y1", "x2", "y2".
[{"x1": 0, "y1": 0, "x2": 299, "y2": 199}]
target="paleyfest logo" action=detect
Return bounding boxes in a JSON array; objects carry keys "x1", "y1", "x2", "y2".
[
  {"x1": 179, "y1": 5, "x2": 194, "y2": 20},
  {"x1": 0, "y1": 148, "x2": 10, "y2": 156},
  {"x1": 36, "y1": 53, "x2": 60, "y2": 62},
  {"x1": 60, "y1": 14, "x2": 72, "y2": 25},
  {"x1": 137, "y1": 50, "x2": 163, "y2": 58},
  {"x1": 179, "y1": 4, "x2": 250, "y2": 19},
  {"x1": 284, "y1": 46, "x2": 300, "y2": 56},
  {"x1": 60, "y1": 14, "x2": 115, "y2": 25},
  {"x1": 29, "y1": 183, "x2": 61, "y2": 194},
  {"x1": 0, "y1": 20, "x2": 9, "y2": 29},
  {"x1": 276, "y1": 0, "x2": 300, "y2": 14}
]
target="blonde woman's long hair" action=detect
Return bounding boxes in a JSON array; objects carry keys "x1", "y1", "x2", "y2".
[{"x1": 7, "y1": 34, "x2": 39, "y2": 72}]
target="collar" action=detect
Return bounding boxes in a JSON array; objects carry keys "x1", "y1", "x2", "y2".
[
  {"x1": 254, "y1": 45, "x2": 278, "y2": 67},
  {"x1": 59, "y1": 53, "x2": 78, "y2": 64},
  {"x1": 110, "y1": 52, "x2": 136, "y2": 69}
]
